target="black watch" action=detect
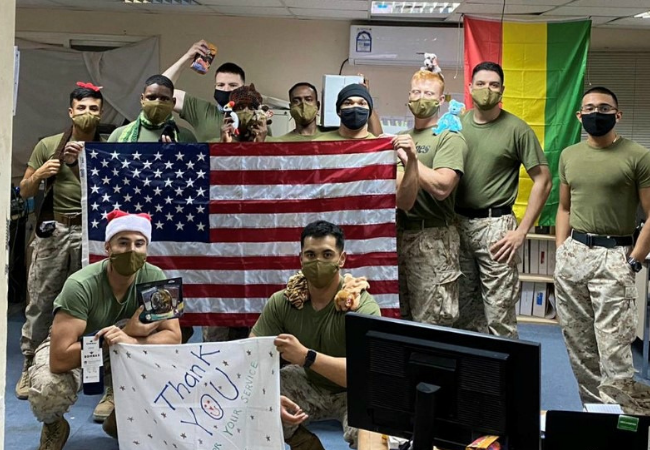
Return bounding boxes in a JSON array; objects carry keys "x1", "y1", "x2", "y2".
[
  {"x1": 628, "y1": 257, "x2": 643, "y2": 273},
  {"x1": 303, "y1": 349, "x2": 317, "y2": 368}
]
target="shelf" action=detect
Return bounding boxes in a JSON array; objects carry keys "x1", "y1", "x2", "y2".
[
  {"x1": 526, "y1": 233, "x2": 556, "y2": 241},
  {"x1": 517, "y1": 315, "x2": 558, "y2": 325},
  {"x1": 519, "y1": 274, "x2": 554, "y2": 283}
]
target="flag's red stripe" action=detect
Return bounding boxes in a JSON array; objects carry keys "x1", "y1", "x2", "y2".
[
  {"x1": 464, "y1": 17, "x2": 503, "y2": 108},
  {"x1": 210, "y1": 194, "x2": 395, "y2": 215},
  {"x1": 180, "y1": 308, "x2": 401, "y2": 327},
  {"x1": 210, "y1": 164, "x2": 395, "y2": 185},
  {"x1": 89, "y1": 252, "x2": 397, "y2": 270},
  {"x1": 184, "y1": 280, "x2": 398, "y2": 298},
  {"x1": 209, "y1": 139, "x2": 393, "y2": 157},
  {"x1": 209, "y1": 223, "x2": 396, "y2": 243}
]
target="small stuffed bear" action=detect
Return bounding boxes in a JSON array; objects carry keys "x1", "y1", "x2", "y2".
[
  {"x1": 421, "y1": 53, "x2": 443, "y2": 77},
  {"x1": 334, "y1": 274, "x2": 370, "y2": 312},
  {"x1": 433, "y1": 99, "x2": 465, "y2": 135}
]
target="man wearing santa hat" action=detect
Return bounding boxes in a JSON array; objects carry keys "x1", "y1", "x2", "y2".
[{"x1": 27, "y1": 210, "x2": 182, "y2": 450}]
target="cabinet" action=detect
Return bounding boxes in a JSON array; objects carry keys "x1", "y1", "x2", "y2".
[{"x1": 517, "y1": 233, "x2": 557, "y2": 325}]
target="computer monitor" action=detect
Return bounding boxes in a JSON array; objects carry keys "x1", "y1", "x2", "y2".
[{"x1": 346, "y1": 313, "x2": 541, "y2": 450}]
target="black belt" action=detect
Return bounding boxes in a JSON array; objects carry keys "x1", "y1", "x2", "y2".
[
  {"x1": 399, "y1": 219, "x2": 447, "y2": 231},
  {"x1": 571, "y1": 230, "x2": 634, "y2": 248},
  {"x1": 455, "y1": 206, "x2": 512, "y2": 219}
]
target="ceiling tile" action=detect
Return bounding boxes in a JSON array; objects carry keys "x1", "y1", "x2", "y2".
[
  {"x1": 589, "y1": 16, "x2": 621, "y2": 25},
  {"x1": 571, "y1": 0, "x2": 650, "y2": 7},
  {"x1": 210, "y1": 5, "x2": 292, "y2": 16},
  {"x1": 199, "y1": 0, "x2": 284, "y2": 6},
  {"x1": 283, "y1": 0, "x2": 368, "y2": 10},
  {"x1": 543, "y1": 6, "x2": 647, "y2": 16},
  {"x1": 139, "y1": 4, "x2": 216, "y2": 14},
  {"x1": 464, "y1": 0, "x2": 570, "y2": 4},
  {"x1": 17, "y1": 0, "x2": 61, "y2": 6},
  {"x1": 289, "y1": 7, "x2": 369, "y2": 19},
  {"x1": 603, "y1": 17, "x2": 650, "y2": 27},
  {"x1": 457, "y1": 3, "x2": 555, "y2": 14}
]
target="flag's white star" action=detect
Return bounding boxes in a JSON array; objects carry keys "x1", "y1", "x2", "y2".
[
  {"x1": 166, "y1": 213, "x2": 174, "y2": 221},
  {"x1": 100, "y1": 159, "x2": 109, "y2": 168},
  {"x1": 186, "y1": 213, "x2": 195, "y2": 222},
  {"x1": 153, "y1": 169, "x2": 162, "y2": 178},
  {"x1": 164, "y1": 196, "x2": 173, "y2": 205},
  {"x1": 155, "y1": 221, "x2": 164, "y2": 230},
  {"x1": 91, "y1": 219, "x2": 99, "y2": 228},
  {"x1": 153, "y1": 186, "x2": 162, "y2": 196},
  {"x1": 175, "y1": 186, "x2": 184, "y2": 196},
  {"x1": 142, "y1": 178, "x2": 152, "y2": 187},
  {"x1": 196, "y1": 169, "x2": 206, "y2": 179},
  {"x1": 143, "y1": 160, "x2": 153, "y2": 170},
  {"x1": 155, "y1": 204, "x2": 163, "y2": 213},
  {"x1": 134, "y1": 202, "x2": 143, "y2": 212},
  {"x1": 90, "y1": 202, "x2": 99, "y2": 211},
  {"x1": 176, "y1": 222, "x2": 184, "y2": 230},
  {"x1": 144, "y1": 195, "x2": 152, "y2": 203},
  {"x1": 122, "y1": 177, "x2": 131, "y2": 186},
  {"x1": 132, "y1": 151, "x2": 142, "y2": 160},
  {"x1": 175, "y1": 152, "x2": 184, "y2": 161},
  {"x1": 185, "y1": 197, "x2": 194, "y2": 205},
  {"x1": 175, "y1": 169, "x2": 184, "y2": 179},
  {"x1": 102, "y1": 193, "x2": 111, "y2": 203},
  {"x1": 89, "y1": 149, "x2": 98, "y2": 159},
  {"x1": 164, "y1": 178, "x2": 173, "y2": 188},
  {"x1": 112, "y1": 168, "x2": 120, "y2": 177},
  {"x1": 91, "y1": 168, "x2": 100, "y2": 177},
  {"x1": 113, "y1": 201, "x2": 122, "y2": 210},
  {"x1": 186, "y1": 160, "x2": 195, "y2": 170},
  {"x1": 102, "y1": 176, "x2": 111, "y2": 185},
  {"x1": 101, "y1": 210, "x2": 109, "y2": 220},
  {"x1": 153, "y1": 152, "x2": 163, "y2": 161},
  {"x1": 134, "y1": 186, "x2": 142, "y2": 194},
  {"x1": 196, "y1": 205, "x2": 205, "y2": 214},
  {"x1": 185, "y1": 179, "x2": 195, "y2": 188},
  {"x1": 132, "y1": 168, "x2": 141, "y2": 178},
  {"x1": 91, "y1": 185, "x2": 100, "y2": 194},
  {"x1": 164, "y1": 161, "x2": 174, "y2": 170},
  {"x1": 175, "y1": 205, "x2": 184, "y2": 214},
  {"x1": 113, "y1": 185, "x2": 122, "y2": 194},
  {"x1": 196, "y1": 187, "x2": 206, "y2": 197},
  {"x1": 110, "y1": 151, "x2": 120, "y2": 160},
  {"x1": 121, "y1": 159, "x2": 131, "y2": 169},
  {"x1": 196, "y1": 152, "x2": 206, "y2": 161},
  {"x1": 197, "y1": 222, "x2": 206, "y2": 231},
  {"x1": 123, "y1": 194, "x2": 132, "y2": 202}
]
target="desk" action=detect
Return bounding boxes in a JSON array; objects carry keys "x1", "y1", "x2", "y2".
[{"x1": 358, "y1": 430, "x2": 388, "y2": 450}]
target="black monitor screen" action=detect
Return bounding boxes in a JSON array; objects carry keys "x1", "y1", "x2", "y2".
[{"x1": 346, "y1": 313, "x2": 540, "y2": 450}]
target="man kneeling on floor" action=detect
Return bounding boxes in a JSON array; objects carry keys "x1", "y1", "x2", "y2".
[
  {"x1": 28, "y1": 210, "x2": 181, "y2": 450},
  {"x1": 251, "y1": 220, "x2": 381, "y2": 449}
]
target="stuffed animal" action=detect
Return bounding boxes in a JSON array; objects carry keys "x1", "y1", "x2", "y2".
[
  {"x1": 421, "y1": 53, "x2": 443, "y2": 78},
  {"x1": 334, "y1": 274, "x2": 370, "y2": 312},
  {"x1": 222, "y1": 101, "x2": 240, "y2": 136},
  {"x1": 228, "y1": 84, "x2": 273, "y2": 141},
  {"x1": 433, "y1": 99, "x2": 465, "y2": 135}
]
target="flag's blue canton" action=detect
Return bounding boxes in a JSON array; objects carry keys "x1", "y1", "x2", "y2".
[{"x1": 85, "y1": 143, "x2": 210, "y2": 243}]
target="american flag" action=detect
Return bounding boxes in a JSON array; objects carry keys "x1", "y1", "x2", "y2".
[{"x1": 80, "y1": 140, "x2": 399, "y2": 326}]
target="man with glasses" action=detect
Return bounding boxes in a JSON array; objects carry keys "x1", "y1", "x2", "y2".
[
  {"x1": 395, "y1": 69, "x2": 467, "y2": 326},
  {"x1": 555, "y1": 86, "x2": 650, "y2": 414},
  {"x1": 455, "y1": 61, "x2": 551, "y2": 338}
]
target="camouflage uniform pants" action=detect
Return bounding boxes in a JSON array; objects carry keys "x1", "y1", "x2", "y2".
[
  {"x1": 21, "y1": 222, "x2": 82, "y2": 356},
  {"x1": 281, "y1": 364, "x2": 356, "y2": 448},
  {"x1": 397, "y1": 226, "x2": 461, "y2": 326},
  {"x1": 555, "y1": 237, "x2": 650, "y2": 413},
  {"x1": 28, "y1": 337, "x2": 112, "y2": 424},
  {"x1": 456, "y1": 214, "x2": 520, "y2": 338}
]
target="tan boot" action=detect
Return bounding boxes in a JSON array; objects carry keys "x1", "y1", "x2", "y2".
[
  {"x1": 15, "y1": 355, "x2": 33, "y2": 400},
  {"x1": 93, "y1": 386, "x2": 114, "y2": 422},
  {"x1": 102, "y1": 410, "x2": 118, "y2": 439},
  {"x1": 39, "y1": 418, "x2": 70, "y2": 450},
  {"x1": 285, "y1": 425, "x2": 326, "y2": 450}
]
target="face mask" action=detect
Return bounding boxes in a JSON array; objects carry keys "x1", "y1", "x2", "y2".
[
  {"x1": 302, "y1": 260, "x2": 340, "y2": 289},
  {"x1": 290, "y1": 104, "x2": 319, "y2": 126},
  {"x1": 408, "y1": 99, "x2": 440, "y2": 119},
  {"x1": 581, "y1": 112, "x2": 617, "y2": 137},
  {"x1": 142, "y1": 100, "x2": 174, "y2": 125},
  {"x1": 471, "y1": 88, "x2": 502, "y2": 111},
  {"x1": 340, "y1": 107, "x2": 370, "y2": 130},
  {"x1": 72, "y1": 112, "x2": 101, "y2": 133},
  {"x1": 214, "y1": 89, "x2": 231, "y2": 108},
  {"x1": 110, "y1": 250, "x2": 147, "y2": 277}
]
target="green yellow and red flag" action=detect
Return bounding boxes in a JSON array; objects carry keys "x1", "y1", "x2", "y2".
[{"x1": 463, "y1": 16, "x2": 591, "y2": 226}]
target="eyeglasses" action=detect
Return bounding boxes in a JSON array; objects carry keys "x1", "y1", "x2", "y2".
[
  {"x1": 579, "y1": 104, "x2": 618, "y2": 114},
  {"x1": 409, "y1": 90, "x2": 437, "y2": 98}
]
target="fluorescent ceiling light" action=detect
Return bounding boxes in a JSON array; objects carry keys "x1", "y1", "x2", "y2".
[
  {"x1": 371, "y1": 1, "x2": 460, "y2": 15},
  {"x1": 124, "y1": 0, "x2": 200, "y2": 4},
  {"x1": 635, "y1": 11, "x2": 650, "y2": 19}
]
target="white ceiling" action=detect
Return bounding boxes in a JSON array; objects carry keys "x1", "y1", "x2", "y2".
[{"x1": 14, "y1": 0, "x2": 650, "y2": 28}]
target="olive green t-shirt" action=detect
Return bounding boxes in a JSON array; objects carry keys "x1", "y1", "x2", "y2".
[
  {"x1": 397, "y1": 129, "x2": 467, "y2": 226},
  {"x1": 27, "y1": 133, "x2": 85, "y2": 214},
  {"x1": 275, "y1": 128, "x2": 324, "y2": 142},
  {"x1": 313, "y1": 130, "x2": 376, "y2": 141},
  {"x1": 456, "y1": 110, "x2": 547, "y2": 209},
  {"x1": 53, "y1": 260, "x2": 166, "y2": 335},
  {"x1": 559, "y1": 137, "x2": 650, "y2": 235},
  {"x1": 107, "y1": 123, "x2": 197, "y2": 143},
  {"x1": 252, "y1": 282, "x2": 381, "y2": 394},
  {"x1": 180, "y1": 94, "x2": 224, "y2": 142}
]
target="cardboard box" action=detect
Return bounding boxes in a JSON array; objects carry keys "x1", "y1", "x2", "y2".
[
  {"x1": 321, "y1": 74, "x2": 364, "y2": 127},
  {"x1": 529, "y1": 240, "x2": 539, "y2": 274},
  {"x1": 520, "y1": 282, "x2": 535, "y2": 316},
  {"x1": 532, "y1": 283, "x2": 548, "y2": 318}
]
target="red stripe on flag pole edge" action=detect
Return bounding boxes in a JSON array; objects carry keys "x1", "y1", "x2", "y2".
[
  {"x1": 209, "y1": 194, "x2": 396, "y2": 215},
  {"x1": 89, "y1": 252, "x2": 398, "y2": 270},
  {"x1": 180, "y1": 308, "x2": 401, "y2": 327},
  {"x1": 208, "y1": 138, "x2": 394, "y2": 157},
  {"x1": 463, "y1": 16, "x2": 504, "y2": 108},
  {"x1": 209, "y1": 223, "x2": 397, "y2": 243},
  {"x1": 184, "y1": 280, "x2": 399, "y2": 298},
  {"x1": 210, "y1": 164, "x2": 395, "y2": 185}
]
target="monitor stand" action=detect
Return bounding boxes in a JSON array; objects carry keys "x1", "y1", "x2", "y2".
[{"x1": 412, "y1": 382, "x2": 440, "y2": 450}]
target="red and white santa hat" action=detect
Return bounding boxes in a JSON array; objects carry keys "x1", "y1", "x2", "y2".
[{"x1": 105, "y1": 210, "x2": 152, "y2": 243}]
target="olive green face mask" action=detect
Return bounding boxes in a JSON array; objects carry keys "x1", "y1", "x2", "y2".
[
  {"x1": 72, "y1": 112, "x2": 101, "y2": 133},
  {"x1": 408, "y1": 98, "x2": 440, "y2": 119},
  {"x1": 110, "y1": 251, "x2": 147, "y2": 276},
  {"x1": 141, "y1": 99, "x2": 174, "y2": 125},
  {"x1": 301, "y1": 260, "x2": 340, "y2": 289},
  {"x1": 471, "y1": 88, "x2": 502, "y2": 111},
  {"x1": 290, "y1": 103, "x2": 319, "y2": 126}
]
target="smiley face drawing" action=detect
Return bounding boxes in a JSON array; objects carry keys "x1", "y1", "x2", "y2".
[{"x1": 201, "y1": 394, "x2": 223, "y2": 420}]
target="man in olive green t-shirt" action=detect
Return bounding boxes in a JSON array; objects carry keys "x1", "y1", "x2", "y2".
[
  {"x1": 251, "y1": 221, "x2": 380, "y2": 449},
  {"x1": 108, "y1": 75, "x2": 196, "y2": 143},
  {"x1": 28, "y1": 211, "x2": 181, "y2": 449},
  {"x1": 17, "y1": 84, "x2": 106, "y2": 402},
  {"x1": 395, "y1": 69, "x2": 467, "y2": 328},
  {"x1": 455, "y1": 62, "x2": 551, "y2": 339},
  {"x1": 314, "y1": 84, "x2": 376, "y2": 142},
  {"x1": 555, "y1": 86, "x2": 650, "y2": 414},
  {"x1": 275, "y1": 82, "x2": 324, "y2": 142}
]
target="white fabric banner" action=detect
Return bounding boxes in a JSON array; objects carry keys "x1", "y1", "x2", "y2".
[{"x1": 111, "y1": 337, "x2": 283, "y2": 450}]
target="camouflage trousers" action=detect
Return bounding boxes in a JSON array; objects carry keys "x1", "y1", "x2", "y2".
[
  {"x1": 397, "y1": 226, "x2": 461, "y2": 326},
  {"x1": 555, "y1": 237, "x2": 650, "y2": 414},
  {"x1": 21, "y1": 222, "x2": 82, "y2": 356},
  {"x1": 28, "y1": 337, "x2": 112, "y2": 424},
  {"x1": 281, "y1": 364, "x2": 356, "y2": 448},
  {"x1": 455, "y1": 214, "x2": 520, "y2": 338}
]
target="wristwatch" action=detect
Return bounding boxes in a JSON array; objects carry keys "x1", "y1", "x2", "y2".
[
  {"x1": 303, "y1": 349, "x2": 317, "y2": 368},
  {"x1": 628, "y1": 257, "x2": 643, "y2": 273}
]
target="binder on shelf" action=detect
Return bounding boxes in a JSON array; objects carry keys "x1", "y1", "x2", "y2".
[
  {"x1": 547, "y1": 241, "x2": 556, "y2": 275},
  {"x1": 538, "y1": 240, "x2": 548, "y2": 275},
  {"x1": 517, "y1": 242, "x2": 525, "y2": 273},
  {"x1": 523, "y1": 240, "x2": 530, "y2": 275},
  {"x1": 532, "y1": 283, "x2": 547, "y2": 317},
  {"x1": 520, "y1": 282, "x2": 535, "y2": 316},
  {"x1": 529, "y1": 240, "x2": 539, "y2": 274}
]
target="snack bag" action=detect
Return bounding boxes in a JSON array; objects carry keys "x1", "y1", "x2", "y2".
[
  {"x1": 466, "y1": 436, "x2": 501, "y2": 450},
  {"x1": 191, "y1": 43, "x2": 217, "y2": 74}
]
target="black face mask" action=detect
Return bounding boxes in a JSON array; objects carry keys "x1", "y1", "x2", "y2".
[
  {"x1": 214, "y1": 89, "x2": 231, "y2": 108},
  {"x1": 581, "y1": 112, "x2": 617, "y2": 137},
  {"x1": 340, "y1": 107, "x2": 370, "y2": 130}
]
